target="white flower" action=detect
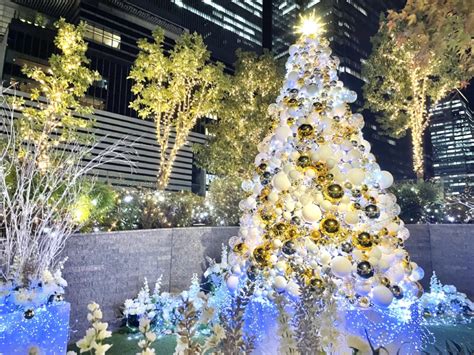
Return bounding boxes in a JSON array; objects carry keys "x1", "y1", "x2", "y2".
[
  {"x1": 145, "y1": 331, "x2": 156, "y2": 343},
  {"x1": 76, "y1": 336, "x2": 92, "y2": 351},
  {"x1": 85, "y1": 328, "x2": 96, "y2": 339},
  {"x1": 93, "y1": 309, "x2": 103, "y2": 319},
  {"x1": 93, "y1": 322, "x2": 109, "y2": 332},
  {"x1": 92, "y1": 342, "x2": 112, "y2": 355},
  {"x1": 140, "y1": 348, "x2": 156, "y2": 355},
  {"x1": 42, "y1": 270, "x2": 54, "y2": 284},
  {"x1": 88, "y1": 302, "x2": 99, "y2": 312},
  {"x1": 96, "y1": 329, "x2": 112, "y2": 341},
  {"x1": 138, "y1": 339, "x2": 147, "y2": 349}
]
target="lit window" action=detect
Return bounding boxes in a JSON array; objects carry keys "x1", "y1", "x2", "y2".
[{"x1": 84, "y1": 23, "x2": 121, "y2": 49}]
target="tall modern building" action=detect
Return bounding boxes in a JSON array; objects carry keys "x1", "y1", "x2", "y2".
[
  {"x1": 270, "y1": 0, "x2": 414, "y2": 180},
  {"x1": 0, "y1": 0, "x2": 266, "y2": 194},
  {"x1": 429, "y1": 90, "x2": 474, "y2": 194}
]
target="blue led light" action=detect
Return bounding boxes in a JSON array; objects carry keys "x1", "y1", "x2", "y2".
[{"x1": 0, "y1": 302, "x2": 70, "y2": 353}]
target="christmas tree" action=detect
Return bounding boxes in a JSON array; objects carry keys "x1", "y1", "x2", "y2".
[{"x1": 225, "y1": 14, "x2": 425, "y2": 351}]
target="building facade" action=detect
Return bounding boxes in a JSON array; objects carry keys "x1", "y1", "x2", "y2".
[
  {"x1": 270, "y1": 0, "x2": 414, "y2": 180},
  {"x1": 429, "y1": 91, "x2": 474, "y2": 194}
]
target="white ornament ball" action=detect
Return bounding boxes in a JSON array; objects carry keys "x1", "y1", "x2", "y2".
[
  {"x1": 289, "y1": 45, "x2": 298, "y2": 56},
  {"x1": 287, "y1": 71, "x2": 299, "y2": 82},
  {"x1": 226, "y1": 275, "x2": 240, "y2": 290},
  {"x1": 371, "y1": 285, "x2": 394, "y2": 307},
  {"x1": 355, "y1": 281, "x2": 372, "y2": 296},
  {"x1": 276, "y1": 261, "x2": 287, "y2": 272},
  {"x1": 307, "y1": 85, "x2": 319, "y2": 96},
  {"x1": 319, "y1": 250, "x2": 332, "y2": 266},
  {"x1": 333, "y1": 103, "x2": 346, "y2": 116},
  {"x1": 287, "y1": 281, "x2": 300, "y2": 296},
  {"x1": 344, "y1": 211, "x2": 360, "y2": 225},
  {"x1": 331, "y1": 256, "x2": 352, "y2": 278},
  {"x1": 379, "y1": 171, "x2": 394, "y2": 189},
  {"x1": 274, "y1": 276, "x2": 288, "y2": 291},
  {"x1": 273, "y1": 172, "x2": 291, "y2": 191},
  {"x1": 274, "y1": 125, "x2": 292, "y2": 141},
  {"x1": 410, "y1": 266, "x2": 424, "y2": 282},
  {"x1": 302, "y1": 204, "x2": 322, "y2": 222},
  {"x1": 347, "y1": 168, "x2": 365, "y2": 185},
  {"x1": 269, "y1": 191, "x2": 279, "y2": 203}
]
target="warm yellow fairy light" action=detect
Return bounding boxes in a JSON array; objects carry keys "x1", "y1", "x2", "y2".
[{"x1": 295, "y1": 13, "x2": 325, "y2": 36}]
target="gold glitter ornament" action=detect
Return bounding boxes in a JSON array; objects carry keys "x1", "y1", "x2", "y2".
[
  {"x1": 310, "y1": 229, "x2": 324, "y2": 244},
  {"x1": 259, "y1": 208, "x2": 276, "y2": 225}
]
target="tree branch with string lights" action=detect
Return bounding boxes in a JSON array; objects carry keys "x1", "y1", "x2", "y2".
[
  {"x1": 129, "y1": 29, "x2": 227, "y2": 190},
  {"x1": 362, "y1": 0, "x2": 473, "y2": 178}
]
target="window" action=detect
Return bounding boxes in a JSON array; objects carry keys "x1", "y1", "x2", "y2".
[{"x1": 84, "y1": 23, "x2": 121, "y2": 49}]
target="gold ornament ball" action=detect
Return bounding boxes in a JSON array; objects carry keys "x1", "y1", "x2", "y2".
[
  {"x1": 253, "y1": 246, "x2": 270, "y2": 266},
  {"x1": 298, "y1": 124, "x2": 315, "y2": 139},
  {"x1": 297, "y1": 155, "x2": 311, "y2": 168},
  {"x1": 365, "y1": 204, "x2": 380, "y2": 219},
  {"x1": 353, "y1": 232, "x2": 373, "y2": 250},
  {"x1": 309, "y1": 277, "x2": 325, "y2": 295},
  {"x1": 282, "y1": 240, "x2": 297, "y2": 255},
  {"x1": 325, "y1": 184, "x2": 344, "y2": 201},
  {"x1": 233, "y1": 242, "x2": 248, "y2": 255},
  {"x1": 320, "y1": 217, "x2": 340, "y2": 235},
  {"x1": 356, "y1": 261, "x2": 374, "y2": 279}
]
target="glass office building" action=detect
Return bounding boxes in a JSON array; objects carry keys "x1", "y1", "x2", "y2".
[{"x1": 429, "y1": 91, "x2": 474, "y2": 194}]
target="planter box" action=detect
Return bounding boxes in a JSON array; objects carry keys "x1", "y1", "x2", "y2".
[{"x1": 0, "y1": 302, "x2": 70, "y2": 354}]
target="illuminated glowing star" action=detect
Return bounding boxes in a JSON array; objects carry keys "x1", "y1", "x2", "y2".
[{"x1": 294, "y1": 13, "x2": 325, "y2": 36}]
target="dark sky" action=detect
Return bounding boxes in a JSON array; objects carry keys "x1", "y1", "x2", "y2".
[{"x1": 461, "y1": 83, "x2": 474, "y2": 109}]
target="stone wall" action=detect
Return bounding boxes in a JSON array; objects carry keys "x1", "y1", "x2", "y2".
[
  {"x1": 63, "y1": 227, "x2": 237, "y2": 341},
  {"x1": 63, "y1": 224, "x2": 472, "y2": 342}
]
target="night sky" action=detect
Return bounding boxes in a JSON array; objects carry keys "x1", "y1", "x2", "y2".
[{"x1": 461, "y1": 83, "x2": 474, "y2": 109}]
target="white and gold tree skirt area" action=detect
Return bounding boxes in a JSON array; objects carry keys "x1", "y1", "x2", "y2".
[{"x1": 224, "y1": 15, "x2": 426, "y2": 353}]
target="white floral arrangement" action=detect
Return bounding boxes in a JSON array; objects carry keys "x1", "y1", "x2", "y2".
[
  {"x1": 123, "y1": 274, "x2": 210, "y2": 336},
  {"x1": 0, "y1": 268, "x2": 67, "y2": 315},
  {"x1": 420, "y1": 272, "x2": 474, "y2": 325},
  {"x1": 67, "y1": 302, "x2": 112, "y2": 355}
]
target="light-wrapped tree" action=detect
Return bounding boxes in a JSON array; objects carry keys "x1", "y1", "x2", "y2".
[
  {"x1": 19, "y1": 18, "x2": 100, "y2": 162},
  {"x1": 195, "y1": 50, "x2": 283, "y2": 179},
  {"x1": 129, "y1": 29, "x2": 227, "y2": 189},
  {"x1": 363, "y1": 0, "x2": 473, "y2": 177}
]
